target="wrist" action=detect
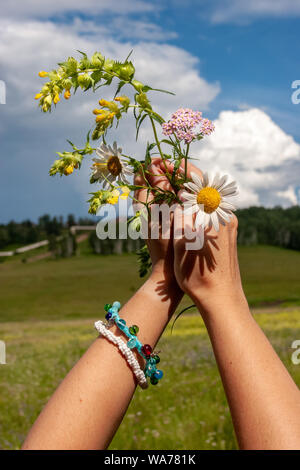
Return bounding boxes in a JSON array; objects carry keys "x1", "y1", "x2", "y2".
[
  {"x1": 150, "y1": 262, "x2": 181, "y2": 292},
  {"x1": 192, "y1": 286, "x2": 249, "y2": 320}
]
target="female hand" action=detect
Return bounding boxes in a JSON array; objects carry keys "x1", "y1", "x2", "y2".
[
  {"x1": 172, "y1": 162, "x2": 245, "y2": 313},
  {"x1": 134, "y1": 157, "x2": 180, "y2": 285}
]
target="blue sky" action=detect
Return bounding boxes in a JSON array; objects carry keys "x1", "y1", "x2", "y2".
[{"x1": 1, "y1": 0, "x2": 300, "y2": 222}]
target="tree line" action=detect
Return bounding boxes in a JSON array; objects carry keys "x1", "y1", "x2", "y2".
[
  {"x1": 0, "y1": 214, "x2": 93, "y2": 249},
  {"x1": 0, "y1": 206, "x2": 300, "y2": 251},
  {"x1": 236, "y1": 206, "x2": 300, "y2": 250}
]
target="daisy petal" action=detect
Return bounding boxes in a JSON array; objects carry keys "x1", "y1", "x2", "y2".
[
  {"x1": 183, "y1": 182, "x2": 199, "y2": 193},
  {"x1": 220, "y1": 200, "x2": 236, "y2": 211},
  {"x1": 215, "y1": 175, "x2": 228, "y2": 190},
  {"x1": 202, "y1": 172, "x2": 209, "y2": 187},
  {"x1": 221, "y1": 181, "x2": 237, "y2": 192},
  {"x1": 190, "y1": 171, "x2": 203, "y2": 188},
  {"x1": 183, "y1": 204, "x2": 199, "y2": 215},
  {"x1": 220, "y1": 187, "x2": 238, "y2": 197},
  {"x1": 181, "y1": 191, "x2": 197, "y2": 202},
  {"x1": 195, "y1": 210, "x2": 205, "y2": 229},
  {"x1": 211, "y1": 173, "x2": 220, "y2": 188},
  {"x1": 196, "y1": 225, "x2": 205, "y2": 249},
  {"x1": 216, "y1": 207, "x2": 231, "y2": 223},
  {"x1": 211, "y1": 211, "x2": 219, "y2": 232},
  {"x1": 203, "y1": 212, "x2": 211, "y2": 228}
]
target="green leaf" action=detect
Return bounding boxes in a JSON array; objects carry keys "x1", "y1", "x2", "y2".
[
  {"x1": 124, "y1": 49, "x2": 134, "y2": 62},
  {"x1": 136, "y1": 113, "x2": 147, "y2": 141},
  {"x1": 143, "y1": 85, "x2": 175, "y2": 95},
  {"x1": 114, "y1": 80, "x2": 126, "y2": 98},
  {"x1": 161, "y1": 139, "x2": 176, "y2": 147},
  {"x1": 151, "y1": 113, "x2": 164, "y2": 126}
]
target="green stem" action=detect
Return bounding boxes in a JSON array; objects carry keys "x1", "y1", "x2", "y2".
[
  {"x1": 149, "y1": 116, "x2": 170, "y2": 177},
  {"x1": 184, "y1": 143, "x2": 190, "y2": 181}
]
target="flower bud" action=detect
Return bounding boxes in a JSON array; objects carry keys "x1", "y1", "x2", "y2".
[
  {"x1": 64, "y1": 165, "x2": 74, "y2": 175},
  {"x1": 131, "y1": 80, "x2": 144, "y2": 92},
  {"x1": 91, "y1": 52, "x2": 104, "y2": 67},
  {"x1": 103, "y1": 59, "x2": 115, "y2": 72},
  {"x1": 118, "y1": 62, "x2": 135, "y2": 81},
  {"x1": 38, "y1": 71, "x2": 48, "y2": 78},
  {"x1": 78, "y1": 73, "x2": 92, "y2": 89},
  {"x1": 44, "y1": 95, "x2": 52, "y2": 105}
]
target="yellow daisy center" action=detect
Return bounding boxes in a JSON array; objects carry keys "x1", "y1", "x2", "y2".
[
  {"x1": 197, "y1": 187, "x2": 221, "y2": 213},
  {"x1": 107, "y1": 155, "x2": 122, "y2": 176}
]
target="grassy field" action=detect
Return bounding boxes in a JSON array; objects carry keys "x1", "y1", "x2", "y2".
[
  {"x1": 0, "y1": 311, "x2": 299, "y2": 450},
  {"x1": 1, "y1": 245, "x2": 300, "y2": 324},
  {"x1": 0, "y1": 245, "x2": 300, "y2": 449}
]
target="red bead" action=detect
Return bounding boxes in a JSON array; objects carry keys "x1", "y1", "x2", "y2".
[{"x1": 141, "y1": 344, "x2": 152, "y2": 357}]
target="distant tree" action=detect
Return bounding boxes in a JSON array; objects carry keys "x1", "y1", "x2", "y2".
[{"x1": 67, "y1": 214, "x2": 76, "y2": 227}]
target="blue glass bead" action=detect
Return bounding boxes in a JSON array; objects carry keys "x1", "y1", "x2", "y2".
[
  {"x1": 127, "y1": 338, "x2": 137, "y2": 349},
  {"x1": 154, "y1": 369, "x2": 163, "y2": 380},
  {"x1": 108, "y1": 307, "x2": 117, "y2": 314},
  {"x1": 145, "y1": 363, "x2": 156, "y2": 377},
  {"x1": 116, "y1": 319, "x2": 126, "y2": 330},
  {"x1": 149, "y1": 357, "x2": 156, "y2": 365},
  {"x1": 105, "y1": 312, "x2": 112, "y2": 320},
  {"x1": 112, "y1": 301, "x2": 121, "y2": 310}
]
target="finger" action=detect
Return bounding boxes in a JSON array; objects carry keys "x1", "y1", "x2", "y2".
[
  {"x1": 147, "y1": 159, "x2": 173, "y2": 192},
  {"x1": 134, "y1": 165, "x2": 153, "y2": 206}
]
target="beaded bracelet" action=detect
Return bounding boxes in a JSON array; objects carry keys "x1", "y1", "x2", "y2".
[
  {"x1": 94, "y1": 320, "x2": 148, "y2": 389},
  {"x1": 103, "y1": 301, "x2": 164, "y2": 386}
]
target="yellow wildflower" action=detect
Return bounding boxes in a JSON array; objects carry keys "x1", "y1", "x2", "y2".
[
  {"x1": 54, "y1": 94, "x2": 60, "y2": 104},
  {"x1": 107, "y1": 189, "x2": 120, "y2": 205},
  {"x1": 93, "y1": 109, "x2": 106, "y2": 115},
  {"x1": 99, "y1": 99, "x2": 110, "y2": 107},
  {"x1": 38, "y1": 71, "x2": 48, "y2": 77},
  {"x1": 64, "y1": 165, "x2": 74, "y2": 175},
  {"x1": 64, "y1": 90, "x2": 71, "y2": 100},
  {"x1": 35, "y1": 93, "x2": 43, "y2": 100},
  {"x1": 95, "y1": 113, "x2": 109, "y2": 123},
  {"x1": 114, "y1": 95, "x2": 130, "y2": 107},
  {"x1": 120, "y1": 186, "x2": 131, "y2": 200}
]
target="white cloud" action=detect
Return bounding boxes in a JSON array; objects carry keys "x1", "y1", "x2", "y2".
[
  {"x1": 1, "y1": 0, "x2": 155, "y2": 20},
  {"x1": 190, "y1": 108, "x2": 300, "y2": 207},
  {"x1": 209, "y1": 0, "x2": 300, "y2": 24},
  {"x1": 0, "y1": 17, "x2": 220, "y2": 219},
  {"x1": 277, "y1": 186, "x2": 298, "y2": 205}
]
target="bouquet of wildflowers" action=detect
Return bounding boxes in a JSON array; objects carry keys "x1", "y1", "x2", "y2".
[{"x1": 35, "y1": 50, "x2": 237, "y2": 274}]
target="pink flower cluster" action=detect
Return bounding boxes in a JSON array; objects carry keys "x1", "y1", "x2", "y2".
[{"x1": 162, "y1": 108, "x2": 214, "y2": 144}]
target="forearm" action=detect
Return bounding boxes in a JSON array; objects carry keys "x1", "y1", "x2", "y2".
[
  {"x1": 194, "y1": 290, "x2": 300, "y2": 450},
  {"x1": 22, "y1": 272, "x2": 183, "y2": 450}
]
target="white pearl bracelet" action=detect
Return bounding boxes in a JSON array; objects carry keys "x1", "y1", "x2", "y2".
[{"x1": 94, "y1": 320, "x2": 148, "y2": 389}]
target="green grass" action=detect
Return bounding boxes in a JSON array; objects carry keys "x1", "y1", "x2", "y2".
[
  {"x1": 1, "y1": 245, "x2": 300, "y2": 323},
  {"x1": 239, "y1": 245, "x2": 300, "y2": 307},
  {"x1": 1, "y1": 244, "x2": 300, "y2": 449},
  {"x1": 0, "y1": 311, "x2": 300, "y2": 450}
]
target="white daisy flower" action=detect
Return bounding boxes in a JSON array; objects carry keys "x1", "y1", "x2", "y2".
[
  {"x1": 181, "y1": 171, "x2": 238, "y2": 233},
  {"x1": 91, "y1": 141, "x2": 133, "y2": 188}
]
